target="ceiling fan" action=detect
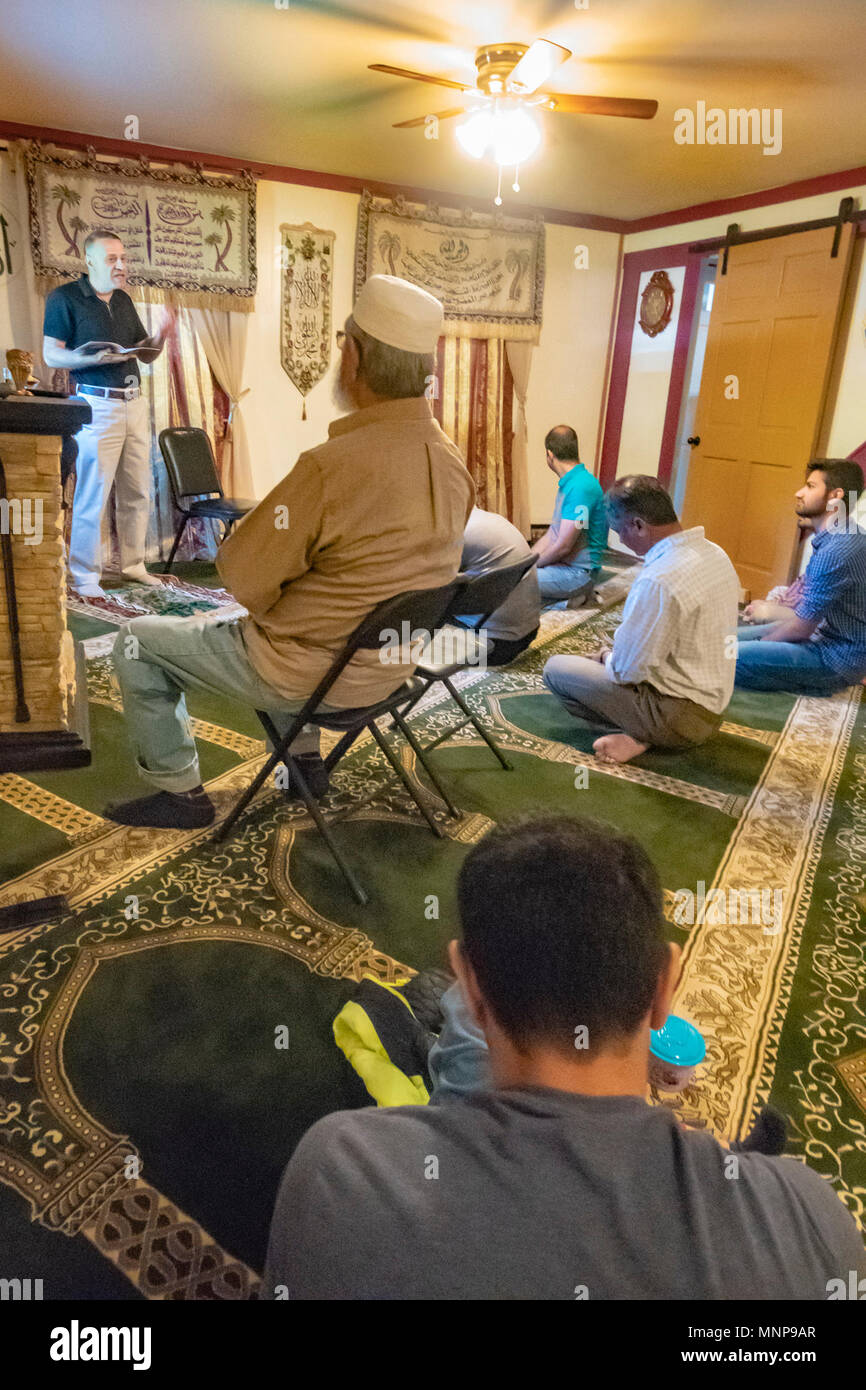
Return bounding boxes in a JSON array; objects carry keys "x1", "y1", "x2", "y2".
[{"x1": 370, "y1": 38, "x2": 657, "y2": 201}]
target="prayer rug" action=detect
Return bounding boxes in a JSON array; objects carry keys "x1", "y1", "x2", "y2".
[{"x1": 0, "y1": 577, "x2": 863, "y2": 1298}]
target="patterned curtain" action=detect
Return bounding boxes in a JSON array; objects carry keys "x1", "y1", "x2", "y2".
[
  {"x1": 103, "y1": 304, "x2": 219, "y2": 569},
  {"x1": 432, "y1": 336, "x2": 515, "y2": 520}
]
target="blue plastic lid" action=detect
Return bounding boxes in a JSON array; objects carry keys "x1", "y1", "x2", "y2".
[{"x1": 650, "y1": 1015, "x2": 706, "y2": 1067}]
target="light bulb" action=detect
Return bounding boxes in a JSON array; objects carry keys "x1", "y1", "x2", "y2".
[
  {"x1": 491, "y1": 107, "x2": 541, "y2": 166},
  {"x1": 456, "y1": 110, "x2": 493, "y2": 159}
]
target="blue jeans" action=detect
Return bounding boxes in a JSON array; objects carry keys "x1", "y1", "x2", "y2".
[
  {"x1": 537, "y1": 564, "x2": 598, "y2": 604},
  {"x1": 112, "y1": 613, "x2": 331, "y2": 792},
  {"x1": 428, "y1": 982, "x2": 490, "y2": 1103},
  {"x1": 735, "y1": 624, "x2": 850, "y2": 696}
]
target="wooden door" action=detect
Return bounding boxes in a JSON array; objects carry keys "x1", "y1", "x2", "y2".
[{"x1": 681, "y1": 224, "x2": 854, "y2": 595}]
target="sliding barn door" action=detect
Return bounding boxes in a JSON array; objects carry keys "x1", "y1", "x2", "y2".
[{"x1": 681, "y1": 224, "x2": 854, "y2": 594}]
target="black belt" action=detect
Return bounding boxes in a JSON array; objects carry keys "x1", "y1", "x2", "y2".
[{"x1": 77, "y1": 384, "x2": 141, "y2": 401}]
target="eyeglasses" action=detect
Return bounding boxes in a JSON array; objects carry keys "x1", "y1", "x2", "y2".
[{"x1": 336, "y1": 328, "x2": 362, "y2": 362}]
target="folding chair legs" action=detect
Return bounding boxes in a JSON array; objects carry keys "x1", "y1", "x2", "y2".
[
  {"x1": 163, "y1": 516, "x2": 188, "y2": 575},
  {"x1": 390, "y1": 707, "x2": 462, "y2": 818},
  {"x1": 323, "y1": 726, "x2": 364, "y2": 773},
  {"x1": 215, "y1": 747, "x2": 283, "y2": 843},
  {"x1": 442, "y1": 677, "x2": 512, "y2": 770},
  {"x1": 367, "y1": 722, "x2": 445, "y2": 838},
  {"x1": 288, "y1": 757, "x2": 369, "y2": 906}
]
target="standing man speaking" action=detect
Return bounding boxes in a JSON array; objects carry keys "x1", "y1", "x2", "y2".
[{"x1": 42, "y1": 229, "x2": 176, "y2": 598}]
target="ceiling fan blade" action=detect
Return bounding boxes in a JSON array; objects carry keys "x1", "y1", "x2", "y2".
[
  {"x1": 369, "y1": 64, "x2": 473, "y2": 94},
  {"x1": 393, "y1": 107, "x2": 468, "y2": 129},
  {"x1": 543, "y1": 92, "x2": 658, "y2": 120},
  {"x1": 507, "y1": 39, "x2": 571, "y2": 95}
]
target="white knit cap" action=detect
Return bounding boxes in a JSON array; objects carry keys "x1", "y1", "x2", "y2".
[{"x1": 352, "y1": 274, "x2": 444, "y2": 354}]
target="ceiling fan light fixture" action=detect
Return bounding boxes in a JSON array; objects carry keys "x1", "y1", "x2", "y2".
[
  {"x1": 490, "y1": 106, "x2": 541, "y2": 166},
  {"x1": 456, "y1": 109, "x2": 494, "y2": 159}
]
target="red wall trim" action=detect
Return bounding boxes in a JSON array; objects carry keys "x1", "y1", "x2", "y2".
[
  {"x1": 598, "y1": 244, "x2": 704, "y2": 491},
  {"x1": 592, "y1": 234, "x2": 625, "y2": 477},
  {"x1": 626, "y1": 164, "x2": 866, "y2": 234},
  {"x1": 0, "y1": 118, "x2": 629, "y2": 233}
]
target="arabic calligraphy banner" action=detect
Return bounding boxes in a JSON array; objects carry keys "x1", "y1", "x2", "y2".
[
  {"x1": 24, "y1": 143, "x2": 256, "y2": 311},
  {"x1": 279, "y1": 222, "x2": 335, "y2": 418},
  {"x1": 355, "y1": 190, "x2": 544, "y2": 342}
]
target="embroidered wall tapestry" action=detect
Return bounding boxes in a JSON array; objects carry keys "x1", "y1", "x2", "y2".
[
  {"x1": 355, "y1": 190, "x2": 544, "y2": 342},
  {"x1": 279, "y1": 222, "x2": 335, "y2": 418},
  {"x1": 24, "y1": 142, "x2": 256, "y2": 311}
]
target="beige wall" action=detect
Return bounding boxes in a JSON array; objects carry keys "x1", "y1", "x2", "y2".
[
  {"x1": 246, "y1": 187, "x2": 622, "y2": 520},
  {"x1": 522, "y1": 223, "x2": 621, "y2": 524},
  {"x1": 242, "y1": 179, "x2": 360, "y2": 498}
]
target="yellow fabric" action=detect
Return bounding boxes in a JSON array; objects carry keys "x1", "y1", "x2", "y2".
[
  {"x1": 438, "y1": 337, "x2": 510, "y2": 524},
  {"x1": 333, "y1": 999, "x2": 430, "y2": 1108}
]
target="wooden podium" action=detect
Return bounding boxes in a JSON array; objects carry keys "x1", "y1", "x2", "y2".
[
  {"x1": 0, "y1": 395, "x2": 92, "y2": 775},
  {"x1": 0, "y1": 395, "x2": 95, "y2": 928}
]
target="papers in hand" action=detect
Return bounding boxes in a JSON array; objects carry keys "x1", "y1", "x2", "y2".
[{"x1": 79, "y1": 340, "x2": 140, "y2": 358}]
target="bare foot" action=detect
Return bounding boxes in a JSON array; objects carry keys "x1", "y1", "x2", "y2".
[{"x1": 593, "y1": 733, "x2": 649, "y2": 764}]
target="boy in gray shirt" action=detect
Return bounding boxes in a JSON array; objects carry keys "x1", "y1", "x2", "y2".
[{"x1": 262, "y1": 816, "x2": 865, "y2": 1300}]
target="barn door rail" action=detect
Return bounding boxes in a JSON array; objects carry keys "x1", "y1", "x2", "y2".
[{"x1": 689, "y1": 196, "x2": 863, "y2": 273}]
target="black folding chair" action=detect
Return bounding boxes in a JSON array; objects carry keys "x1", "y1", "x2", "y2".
[
  {"x1": 158, "y1": 427, "x2": 256, "y2": 574},
  {"x1": 392, "y1": 555, "x2": 539, "y2": 799},
  {"x1": 213, "y1": 578, "x2": 466, "y2": 905}
]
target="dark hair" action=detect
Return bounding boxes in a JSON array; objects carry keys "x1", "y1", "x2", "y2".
[
  {"x1": 544, "y1": 425, "x2": 581, "y2": 461},
  {"x1": 457, "y1": 815, "x2": 668, "y2": 1055},
  {"x1": 806, "y1": 458, "x2": 864, "y2": 500},
  {"x1": 83, "y1": 228, "x2": 123, "y2": 254},
  {"x1": 605, "y1": 474, "x2": 678, "y2": 526}
]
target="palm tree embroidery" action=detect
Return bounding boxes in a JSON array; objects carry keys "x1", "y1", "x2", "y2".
[
  {"x1": 51, "y1": 184, "x2": 82, "y2": 256},
  {"x1": 68, "y1": 216, "x2": 88, "y2": 257},
  {"x1": 204, "y1": 231, "x2": 222, "y2": 270},
  {"x1": 210, "y1": 205, "x2": 236, "y2": 271},
  {"x1": 505, "y1": 249, "x2": 531, "y2": 301},
  {"x1": 378, "y1": 231, "x2": 401, "y2": 277}
]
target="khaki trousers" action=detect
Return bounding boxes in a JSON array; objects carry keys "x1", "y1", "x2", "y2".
[{"x1": 543, "y1": 655, "x2": 723, "y2": 749}]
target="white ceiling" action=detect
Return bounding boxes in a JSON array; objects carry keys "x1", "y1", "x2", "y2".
[{"x1": 1, "y1": 0, "x2": 865, "y2": 219}]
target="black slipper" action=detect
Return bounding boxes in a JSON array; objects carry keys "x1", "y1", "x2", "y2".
[
  {"x1": 104, "y1": 789, "x2": 216, "y2": 829},
  {"x1": 280, "y1": 753, "x2": 330, "y2": 801}
]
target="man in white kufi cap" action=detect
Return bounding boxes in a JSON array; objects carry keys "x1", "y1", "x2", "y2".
[{"x1": 106, "y1": 275, "x2": 474, "y2": 828}]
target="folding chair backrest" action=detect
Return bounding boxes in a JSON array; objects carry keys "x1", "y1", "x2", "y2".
[
  {"x1": 158, "y1": 427, "x2": 223, "y2": 504},
  {"x1": 293, "y1": 578, "x2": 467, "y2": 720},
  {"x1": 450, "y1": 554, "x2": 538, "y2": 629}
]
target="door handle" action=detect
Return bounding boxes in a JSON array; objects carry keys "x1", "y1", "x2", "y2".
[{"x1": 687, "y1": 436, "x2": 701, "y2": 446}]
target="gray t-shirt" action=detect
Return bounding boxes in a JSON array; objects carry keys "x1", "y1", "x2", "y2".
[
  {"x1": 460, "y1": 507, "x2": 540, "y2": 642},
  {"x1": 261, "y1": 1088, "x2": 865, "y2": 1300}
]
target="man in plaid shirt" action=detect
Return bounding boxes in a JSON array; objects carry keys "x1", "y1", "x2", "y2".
[
  {"x1": 543, "y1": 476, "x2": 740, "y2": 764},
  {"x1": 736, "y1": 459, "x2": 866, "y2": 696}
]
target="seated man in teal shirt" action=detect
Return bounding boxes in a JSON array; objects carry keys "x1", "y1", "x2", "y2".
[{"x1": 532, "y1": 425, "x2": 607, "y2": 604}]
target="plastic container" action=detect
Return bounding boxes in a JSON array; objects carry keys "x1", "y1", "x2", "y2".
[{"x1": 649, "y1": 1015, "x2": 706, "y2": 1092}]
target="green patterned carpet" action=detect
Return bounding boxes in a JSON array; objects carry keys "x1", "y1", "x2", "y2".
[{"x1": 0, "y1": 568, "x2": 864, "y2": 1298}]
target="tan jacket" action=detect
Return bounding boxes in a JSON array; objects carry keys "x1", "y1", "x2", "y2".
[{"x1": 217, "y1": 396, "x2": 475, "y2": 707}]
